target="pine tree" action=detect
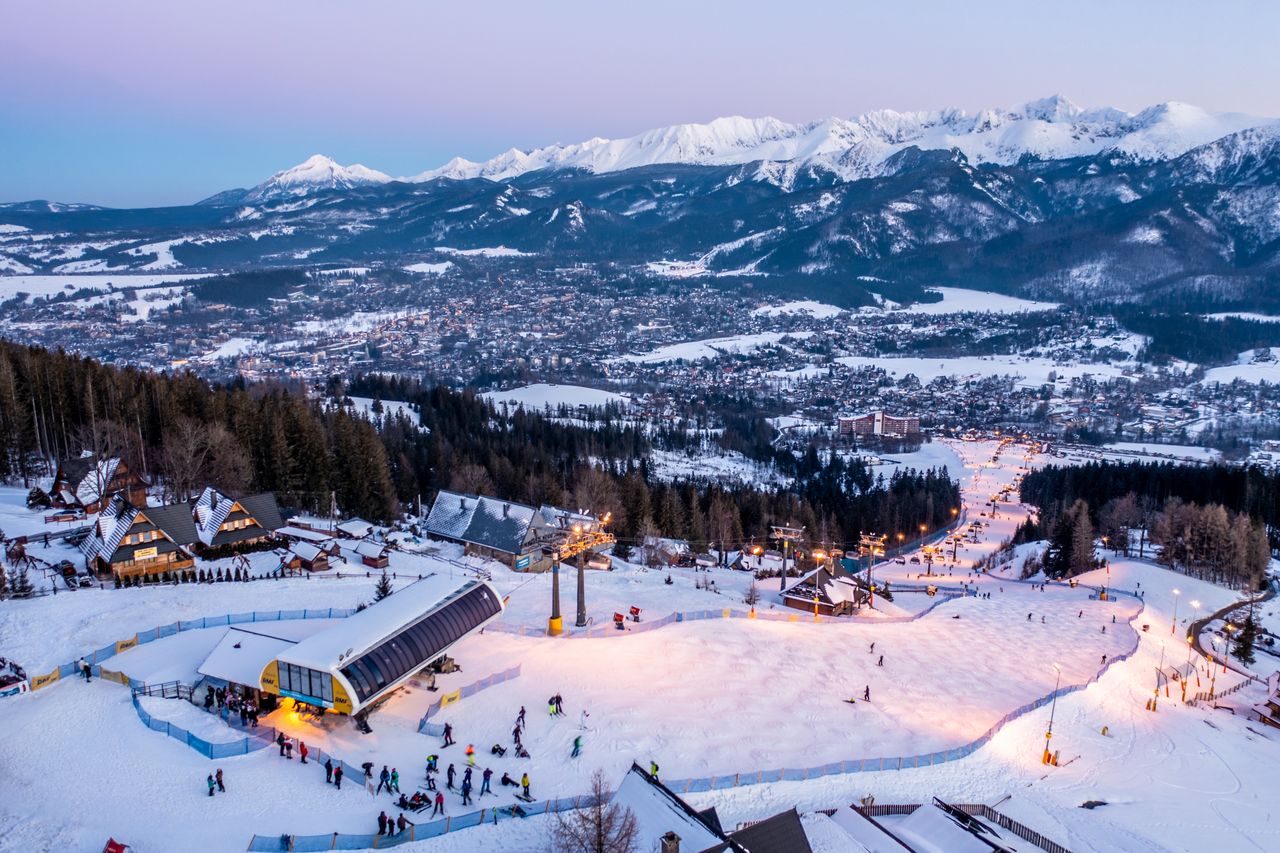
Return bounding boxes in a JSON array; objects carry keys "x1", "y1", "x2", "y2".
[
  {"x1": 7, "y1": 566, "x2": 34, "y2": 598},
  {"x1": 374, "y1": 570, "x2": 393, "y2": 601},
  {"x1": 1233, "y1": 613, "x2": 1258, "y2": 666}
]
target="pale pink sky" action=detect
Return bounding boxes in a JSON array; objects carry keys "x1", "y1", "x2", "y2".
[{"x1": 2, "y1": 0, "x2": 1277, "y2": 206}]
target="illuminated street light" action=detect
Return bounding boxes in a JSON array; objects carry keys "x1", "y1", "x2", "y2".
[{"x1": 1171, "y1": 588, "x2": 1181, "y2": 636}]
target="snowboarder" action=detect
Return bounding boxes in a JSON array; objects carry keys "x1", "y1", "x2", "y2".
[
  {"x1": 517, "y1": 706, "x2": 526, "y2": 727},
  {"x1": 426, "y1": 754, "x2": 439, "y2": 773},
  {"x1": 334, "y1": 765, "x2": 344, "y2": 789},
  {"x1": 377, "y1": 765, "x2": 390, "y2": 795},
  {"x1": 447, "y1": 764, "x2": 456, "y2": 790},
  {"x1": 1041, "y1": 615, "x2": 1045, "y2": 623},
  {"x1": 521, "y1": 772, "x2": 531, "y2": 799},
  {"x1": 1101, "y1": 626, "x2": 1106, "y2": 634},
  {"x1": 571, "y1": 735, "x2": 582, "y2": 758},
  {"x1": 579, "y1": 709, "x2": 590, "y2": 729},
  {"x1": 324, "y1": 758, "x2": 334, "y2": 783},
  {"x1": 1101, "y1": 654, "x2": 1107, "y2": 665},
  {"x1": 555, "y1": 694, "x2": 564, "y2": 715},
  {"x1": 500, "y1": 772, "x2": 518, "y2": 787},
  {"x1": 877, "y1": 655, "x2": 884, "y2": 667},
  {"x1": 390, "y1": 768, "x2": 400, "y2": 793},
  {"x1": 1112, "y1": 615, "x2": 1116, "y2": 624},
  {"x1": 863, "y1": 685, "x2": 871, "y2": 702},
  {"x1": 481, "y1": 767, "x2": 493, "y2": 795},
  {"x1": 442, "y1": 722, "x2": 454, "y2": 747},
  {"x1": 277, "y1": 732, "x2": 287, "y2": 757},
  {"x1": 1027, "y1": 613, "x2": 1032, "y2": 621},
  {"x1": 215, "y1": 768, "x2": 225, "y2": 793},
  {"x1": 649, "y1": 762, "x2": 659, "y2": 781},
  {"x1": 869, "y1": 642, "x2": 875, "y2": 654},
  {"x1": 299, "y1": 741, "x2": 308, "y2": 764},
  {"x1": 1078, "y1": 610, "x2": 1083, "y2": 618},
  {"x1": 377, "y1": 812, "x2": 388, "y2": 836},
  {"x1": 207, "y1": 774, "x2": 216, "y2": 797},
  {"x1": 432, "y1": 791, "x2": 445, "y2": 817},
  {"x1": 466, "y1": 744, "x2": 476, "y2": 766}
]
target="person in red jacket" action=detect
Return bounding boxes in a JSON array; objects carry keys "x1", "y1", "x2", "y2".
[
  {"x1": 299, "y1": 741, "x2": 309, "y2": 764},
  {"x1": 432, "y1": 790, "x2": 445, "y2": 817}
]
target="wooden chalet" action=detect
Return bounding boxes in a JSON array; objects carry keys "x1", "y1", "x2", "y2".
[
  {"x1": 1254, "y1": 672, "x2": 1280, "y2": 729},
  {"x1": 51, "y1": 453, "x2": 148, "y2": 515},
  {"x1": 192, "y1": 488, "x2": 284, "y2": 551},
  {"x1": 81, "y1": 496, "x2": 196, "y2": 579},
  {"x1": 353, "y1": 540, "x2": 390, "y2": 569},
  {"x1": 781, "y1": 565, "x2": 865, "y2": 617},
  {"x1": 281, "y1": 541, "x2": 330, "y2": 573}
]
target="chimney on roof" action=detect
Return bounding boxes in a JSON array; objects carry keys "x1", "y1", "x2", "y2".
[
  {"x1": 660, "y1": 832, "x2": 681, "y2": 853},
  {"x1": 503, "y1": 503, "x2": 510, "y2": 518},
  {"x1": 460, "y1": 497, "x2": 468, "y2": 510}
]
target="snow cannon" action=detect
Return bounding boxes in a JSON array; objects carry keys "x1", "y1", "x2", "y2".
[
  {"x1": 629, "y1": 606, "x2": 642, "y2": 623},
  {"x1": 613, "y1": 612, "x2": 625, "y2": 630}
]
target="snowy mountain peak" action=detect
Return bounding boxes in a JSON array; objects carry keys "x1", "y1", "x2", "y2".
[
  {"x1": 405, "y1": 97, "x2": 1275, "y2": 186},
  {"x1": 243, "y1": 154, "x2": 392, "y2": 202}
]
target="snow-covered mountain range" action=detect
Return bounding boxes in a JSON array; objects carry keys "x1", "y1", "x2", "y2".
[
  {"x1": 4, "y1": 96, "x2": 1280, "y2": 311},
  {"x1": 223, "y1": 96, "x2": 1274, "y2": 201}
]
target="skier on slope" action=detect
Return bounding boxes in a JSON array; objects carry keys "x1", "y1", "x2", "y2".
[{"x1": 571, "y1": 735, "x2": 582, "y2": 758}]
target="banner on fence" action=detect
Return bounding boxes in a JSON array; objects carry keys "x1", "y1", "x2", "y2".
[
  {"x1": 30, "y1": 669, "x2": 60, "y2": 690},
  {"x1": 439, "y1": 689, "x2": 462, "y2": 709},
  {"x1": 115, "y1": 635, "x2": 139, "y2": 654}
]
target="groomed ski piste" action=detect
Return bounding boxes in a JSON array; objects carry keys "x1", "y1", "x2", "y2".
[{"x1": 1, "y1": 439, "x2": 1277, "y2": 852}]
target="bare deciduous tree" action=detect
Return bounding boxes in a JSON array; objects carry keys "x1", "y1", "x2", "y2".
[
  {"x1": 450, "y1": 462, "x2": 495, "y2": 496},
  {"x1": 547, "y1": 769, "x2": 637, "y2": 853}
]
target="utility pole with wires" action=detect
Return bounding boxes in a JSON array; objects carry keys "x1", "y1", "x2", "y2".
[{"x1": 771, "y1": 525, "x2": 804, "y2": 592}]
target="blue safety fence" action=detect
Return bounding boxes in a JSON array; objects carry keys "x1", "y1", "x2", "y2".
[
  {"x1": 22, "y1": 607, "x2": 355, "y2": 693},
  {"x1": 247, "y1": 794, "x2": 604, "y2": 851},
  {"x1": 417, "y1": 666, "x2": 522, "y2": 735},
  {"x1": 132, "y1": 692, "x2": 279, "y2": 758}
]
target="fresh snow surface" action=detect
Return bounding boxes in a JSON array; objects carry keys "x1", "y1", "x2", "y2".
[
  {"x1": 836, "y1": 354, "x2": 1129, "y2": 387},
  {"x1": 483, "y1": 383, "x2": 626, "y2": 410},
  {"x1": 0, "y1": 273, "x2": 211, "y2": 303},
  {"x1": 893, "y1": 287, "x2": 1060, "y2": 315},
  {"x1": 752, "y1": 300, "x2": 846, "y2": 319},
  {"x1": 198, "y1": 337, "x2": 258, "y2": 362},
  {"x1": 343, "y1": 396, "x2": 417, "y2": 425},
  {"x1": 432, "y1": 245, "x2": 533, "y2": 258},
  {"x1": 617, "y1": 331, "x2": 814, "y2": 364},
  {"x1": 243, "y1": 154, "x2": 391, "y2": 203},
  {"x1": 402, "y1": 261, "x2": 454, "y2": 275}
]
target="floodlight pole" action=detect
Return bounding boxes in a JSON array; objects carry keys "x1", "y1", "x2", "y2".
[
  {"x1": 575, "y1": 549, "x2": 588, "y2": 628},
  {"x1": 548, "y1": 560, "x2": 562, "y2": 636}
]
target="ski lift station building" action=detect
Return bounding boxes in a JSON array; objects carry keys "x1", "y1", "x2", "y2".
[{"x1": 251, "y1": 574, "x2": 503, "y2": 715}]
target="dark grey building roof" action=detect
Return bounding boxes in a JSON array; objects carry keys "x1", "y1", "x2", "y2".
[
  {"x1": 142, "y1": 503, "x2": 199, "y2": 546},
  {"x1": 423, "y1": 490, "x2": 541, "y2": 556},
  {"x1": 237, "y1": 493, "x2": 284, "y2": 532},
  {"x1": 719, "y1": 808, "x2": 812, "y2": 853}
]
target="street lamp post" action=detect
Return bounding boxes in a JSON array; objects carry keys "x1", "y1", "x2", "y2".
[
  {"x1": 1181, "y1": 600, "x2": 1200, "y2": 702},
  {"x1": 1043, "y1": 663, "x2": 1062, "y2": 765},
  {"x1": 1171, "y1": 588, "x2": 1181, "y2": 636}
]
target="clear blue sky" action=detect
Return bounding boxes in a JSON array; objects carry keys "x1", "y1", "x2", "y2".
[{"x1": 2, "y1": 0, "x2": 1277, "y2": 207}]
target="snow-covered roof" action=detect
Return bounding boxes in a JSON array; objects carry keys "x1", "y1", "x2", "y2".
[
  {"x1": 827, "y1": 806, "x2": 911, "y2": 850},
  {"x1": 892, "y1": 802, "x2": 1024, "y2": 853},
  {"x1": 278, "y1": 525, "x2": 333, "y2": 544},
  {"x1": 289, "y1": 541, "x2": 323, "y2": 562},
  {"x1": 337, "y1": 518, "x2": 374, "y2": 539},
  {"x1": 74, "y1": 457, "x2": 120, "y2": 506},
  {"x1": 276, "y1": 575, "x2": 498, "y2": 672},
  {"x1": 423, "y1": 491, "x2": 544, "y2": 555},
  {"x1": 354, "y1": 541, "x2": 388, "y2": 559},
  {"x1": 198, "y1": 628, "x2": 299, "y2": 687},
  {"x1": 610, "y1": 765, "x2": 725, "y2": 853}
]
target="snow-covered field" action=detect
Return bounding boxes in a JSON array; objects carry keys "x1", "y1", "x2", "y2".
[
  {"x1": 2, "y1": 440, "x2": 1278, "y2": 852},
  {"x1": 402, "y1": 261, "x2": 454, "y2": 275},
  {"x1": 1201, "y1": 348, "x2": 1280, "y2": 385},
  {"x1": 483, "y1": 383, "x2": 627, "y2": 410},
  {"x1": 432, "y1": 245, "x2": 533, "y2": 258},
  {"x1": 751, "y1": 300, "x2": 845, "y2": 319},
  {"x1": 836, "y1": 353, "x2": 1130, "y2": 387},
  {"x1": 892, "y1": 287, "x2": 1059, "y2": 315},
  {"x1": 0, "y1": 273, "x2": 211, "y2": 303},
  {"x1": 617, "y1": 331, "x2": 814, "y2": 364}
]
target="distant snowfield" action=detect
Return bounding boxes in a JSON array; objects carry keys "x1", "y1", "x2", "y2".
[
  {"x1": 893, "y1": 287, "x2": 1060, "y2": 315},
  {"x1": 836, "y1": 353, "x2": 1129, "y2": 386},
  {"x1": 199, "y1": 337, "x2": 259, "y2": 362},
  {"x1": 342, "y1": 396, "x2": 417, "y2": 424},
  {"x1": 484, "y1": 383, "x2": 626, "y2": 410},
  {"x1": 433, "y1": 245, "x2": 533, "y2": 258},
  {"x1": 617, "y1": 331, "x2": 814, "y2": 364},
  {"x1": 0, "y1": 273, "x2": 212, "y2": 303},
  {"x1": 402, "y1": 261, "x2": 454, "y2": 275},
  {"x1": 293, "y1": 310, "x2": 405, "y2": 335},
  {"x1": 752, "y1": 300, "x2": 845, "y2": 319},
  {"x1": 1204, "y1": 311, "x2": 1280, "y2": 323},
  {"x1": 1201, "y1": 347, "x2": 1280, "y2": 384}
]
